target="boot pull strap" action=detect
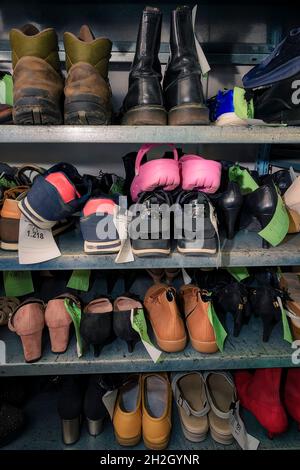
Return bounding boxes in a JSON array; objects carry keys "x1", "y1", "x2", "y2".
[{"x1": 135, "y1": 144, "x2": 178, "y2": 176}]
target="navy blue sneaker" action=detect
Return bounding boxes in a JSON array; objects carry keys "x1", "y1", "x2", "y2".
[
  {"x1": 80, "y1": 197, "x2": 121, "y2": 254},
  {"x1": 19, "y1": 163, "x2": 92, "y2": 229},
  {"x1": 243, "y1": 28, "x2": 300, "y2": 89}
]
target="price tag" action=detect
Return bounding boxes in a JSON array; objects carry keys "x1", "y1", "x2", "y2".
[
  {"x1": 18, "y1": 215, "x2": 61, "y2": 264},
  {"x1": 182, "y1": 268, "x2": 192, "y2": 285},
  {"x1": 258, "y1": 195, "x2": 289, "y2": 247},
  {"x1": 102, "y1": 389, "x2": 118, "y2": 420},
  {"x1": 3, "y1": 271, "x2": 34, "y2": 297},
  {"x1": 229, "y1": 401, "x2": 260, "y2": 450},
  {"x1": 67, "y1": 270, "x2": 91, "y2": 292},
  {"x1": 277, "y1": 296, "x2": 293, "y2": 344},
  {"x1": 227, "y1": 267, "x2": 250, "y2": 282},
  {"x1": 64, "y1": 299, "x2": 82, "y2": 357},
  {"x1": 131, "y1": 308, "x2": 162, "y2": 363},
  {"x1": 0, "y1": 340, "x2": 6, "y2": 365},
  {"x1": 207, "y1": 302, "x2": 227, "y2": 352},
  {"x1": 229, "y1": 165, "x2": 259, "y2": 195}
]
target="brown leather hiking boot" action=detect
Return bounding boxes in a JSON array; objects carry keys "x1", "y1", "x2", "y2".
[
  {"x1": 179, "y1": 284, "x2": 218, "y2": 353},
  {"x1": 10, "y1": 24, "x2": 64, "y2": 124},
  {"x1": 144, "y1": 284, "x2": 186, "y2": 352},
  {"x1": 64, "y1": 25, "x2": 112, "y2": 125}
]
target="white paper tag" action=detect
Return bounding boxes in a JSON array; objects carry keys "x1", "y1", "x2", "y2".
[
  {"x1": 192, "y1": 5, "x2": 211, "y2": 75},
  {"x1": 114, "y1": 206, "x2": 134, "y2": 264},
  {"x1": 285, "y1": 308, "x2": 300, "y2": 327},
  {"x1": 130, "y1": 309, "x2": 162, "y2": 363},
  {"x1": 289, "y1": 166, "x2": 297, "y2": 183},
  {"x1": 102, "y1": 389, "x2": 118, "y2": 420},
  {"x1": 141, "y1": 339, "x2": 162, "y2": 363},
  {"x1": 18, "y1": 214, "x2": 61, "y2": 264},
  {"x1": 0, "y1": 340, "x2": 6, "y2": 364},
  {"x1": 182, "y1": 268, "x2": 192, "y2": 285},
  {"x1": 229, "y1": 402, "x2": 260, "y2": 450}
]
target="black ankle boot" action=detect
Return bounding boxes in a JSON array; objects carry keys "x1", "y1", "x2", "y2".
[
  {"x1": 247, "y1": 270, "x2": 283, "y2": 341},
  {"x1": 83, "y1": 375, "x2": 108, "y2": 437},
  {"x1": 243, "y1": 183, "x2": 283, "y2": 248},
  {"x1": 80, "y1": 297, "x2": 114, "y2": 357},
  {"x1": 212, "y1": 281, "x2": 251, "y2": 337},
  {"x1": 57, "y1": 376, "x2": 84, "y2": 445},
  {"x1": 211, "y1": 181, "x2": 243, "y2": 240},
  {"x1": 163, "y1": 5, "x2": 209, "y2": 125},
  {"x1": 0, "y1": 401, "x2": 24, "y2": 447},
  {"x1": 121, "y1": 7, "x2": 166, "y2": 125},
  {"x1": 113, "y1": 295, "x2": 142, "y2": 352}
]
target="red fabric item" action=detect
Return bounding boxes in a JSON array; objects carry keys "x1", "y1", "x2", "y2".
[
  {"x1": 83, "y1": 198, "x2": 116, "y2": 217},
  {"x1": 234, "y1": 368, "x2": 288, "y2": 437},
  {"x1": 45, "y1": 173, "x2": 80, "y2": 203},
  {"x1": 284, "y1": 368, "x2": 300, "y2": 426}
]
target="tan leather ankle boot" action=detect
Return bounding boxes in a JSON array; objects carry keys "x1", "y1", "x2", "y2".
[
  {"x1": 10, "y1": 24, "x2": 64, "y2": 124},
  {"x1": 64, "y1": 25, "x2": 112, "y2": 124},
  {"x1": 144, "y1": 283, "x2": 186, "y2": 352},
  {"x1": 179, "y1": 284, "x2": 218, "y2": 353}
]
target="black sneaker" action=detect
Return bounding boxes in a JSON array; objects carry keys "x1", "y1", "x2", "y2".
[
  {"x1": 175, "y1": 191, "x2": 218, "y2": 255},
  {"x1": 243, "y1": 28, "x2": 300, "y2": 89},
  {"x1": 129, "y1": 190, "x2": 172, "y2": 257}
]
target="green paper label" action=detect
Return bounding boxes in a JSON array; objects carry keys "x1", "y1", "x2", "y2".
[
  {"x1": 67, "y1": 270, "x2": 90, "y2": 292},
  {"x1": 277, "y1": 297, "x2": 293, "y2": 344},
  {"x1": 109, "y1": 178, "x2": 125, "y2": 196},
  {"x1": 227, "y1": 267, "x2": 250, "y2": 281},
  {"x1": 3, "y1": 75, "x2": 13, "y2": 106},
  {"x1": 229, "y1": 165, "x2": 259, "y2": 195},
  {"x1": 258, "y1": 195, "x2": 289, "y2": 247},
  {"x1": 208, "y1": 302, "x2": 227, "y2": 352},
  {"x1": 0, "y1": 176, "x2": 17, "y2": 190},
  {"x1": 3, "y1": 271, "x2": 34, "y2": 297},
  {"x1": 233, "y1": 87, "x2": 254, "y2": 120},
  {"x1": 64, "y1": 299, "x2": 82, "y2": 357},
  {"x1": 131, "y1": 308, "x2": 162, "y2": 363}
]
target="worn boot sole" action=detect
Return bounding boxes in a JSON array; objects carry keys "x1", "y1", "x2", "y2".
[
  {"x1": 122, "y1": 105, "x2": 167, "y2": 125},
  {"x1": 13, "y1": 89, "x2": 62, "y2": 125},
  {"x1": 168, "y1": 103, "x2": 210, "y2": 125},
  {"x1": 64, "y1": 95, "x2": 111, "y2": 125}
]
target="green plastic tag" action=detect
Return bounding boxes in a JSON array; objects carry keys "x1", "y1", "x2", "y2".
[
  {"x1": 277, "y1": 296, "x2": 293, "y2": 344},
  {"x1": 64, "y1": 299, "x2": 82, "y2": 357},
  {"x1": 131, "y1": 308, "x2": 162, "y2": 363},
  {"x1": 227, "y1": 267, "x2": 250, "y2": 281},
  {"x1": 207, "y1": 302, "x2": 227, "y2": 352},
  {"x1": 228, "y1": 165, "x2": 259, "y2": 195},
  {"x1": 233, "y1": 87, "x2": 254, "y2": 120},
  {"x1": 109, "y1": 178, "x2": 125, "y2": 196},
  {"x1": 0, "y1": 176, "x2": 17, "y2": 190},
  {"x1": 258, "y1": 195, "x2": 289, "y2": 247},
  {"x1": 3, "y1": 75, "x2": 13, "y2": 106},
  {"x1": 67, "y1": 270, "x2": 90, "y2": 292},
  {"x1": 3, "y1": 271, "x2": 34, "y2": 297}
]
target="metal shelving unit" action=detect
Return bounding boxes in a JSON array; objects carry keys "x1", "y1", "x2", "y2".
[
  {"x1": 0, "y1": 125, "x2": 300, "y2": 144},
  {"x1": 0, "y1": 315, "x2": 296, "y2": 377},
  {"x1": 3, "y1": 391, "x2": 299, "y2": 450},
  {"x1": 0, "y1": 230, "x2": 299, "y2": 270}
]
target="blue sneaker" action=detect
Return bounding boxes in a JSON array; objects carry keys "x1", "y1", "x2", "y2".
[
  {"x1": 19, "y1": 163, "x2": 92, "y2": 229},
  {"x1": 208, "y1": 88, "x2": 258, "y2": 125},
  {"x1": 80, "y1": 197, "x2": 121, "y2": 254},
  {"x1": 243, "y1": 28, "x2": 300, "y2": 89}
]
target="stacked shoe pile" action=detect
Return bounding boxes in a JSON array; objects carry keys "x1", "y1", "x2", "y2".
[{"x1": 209, "y1": 28, "x2": 300, "y2": 126}]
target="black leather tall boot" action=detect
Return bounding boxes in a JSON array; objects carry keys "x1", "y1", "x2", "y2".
[
  {"x1": 163, "y1": 6, "x2": 209, "y2": 125},
  {"x1": 121, "y1": 6, "x2": 167, "y2": 125}
]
